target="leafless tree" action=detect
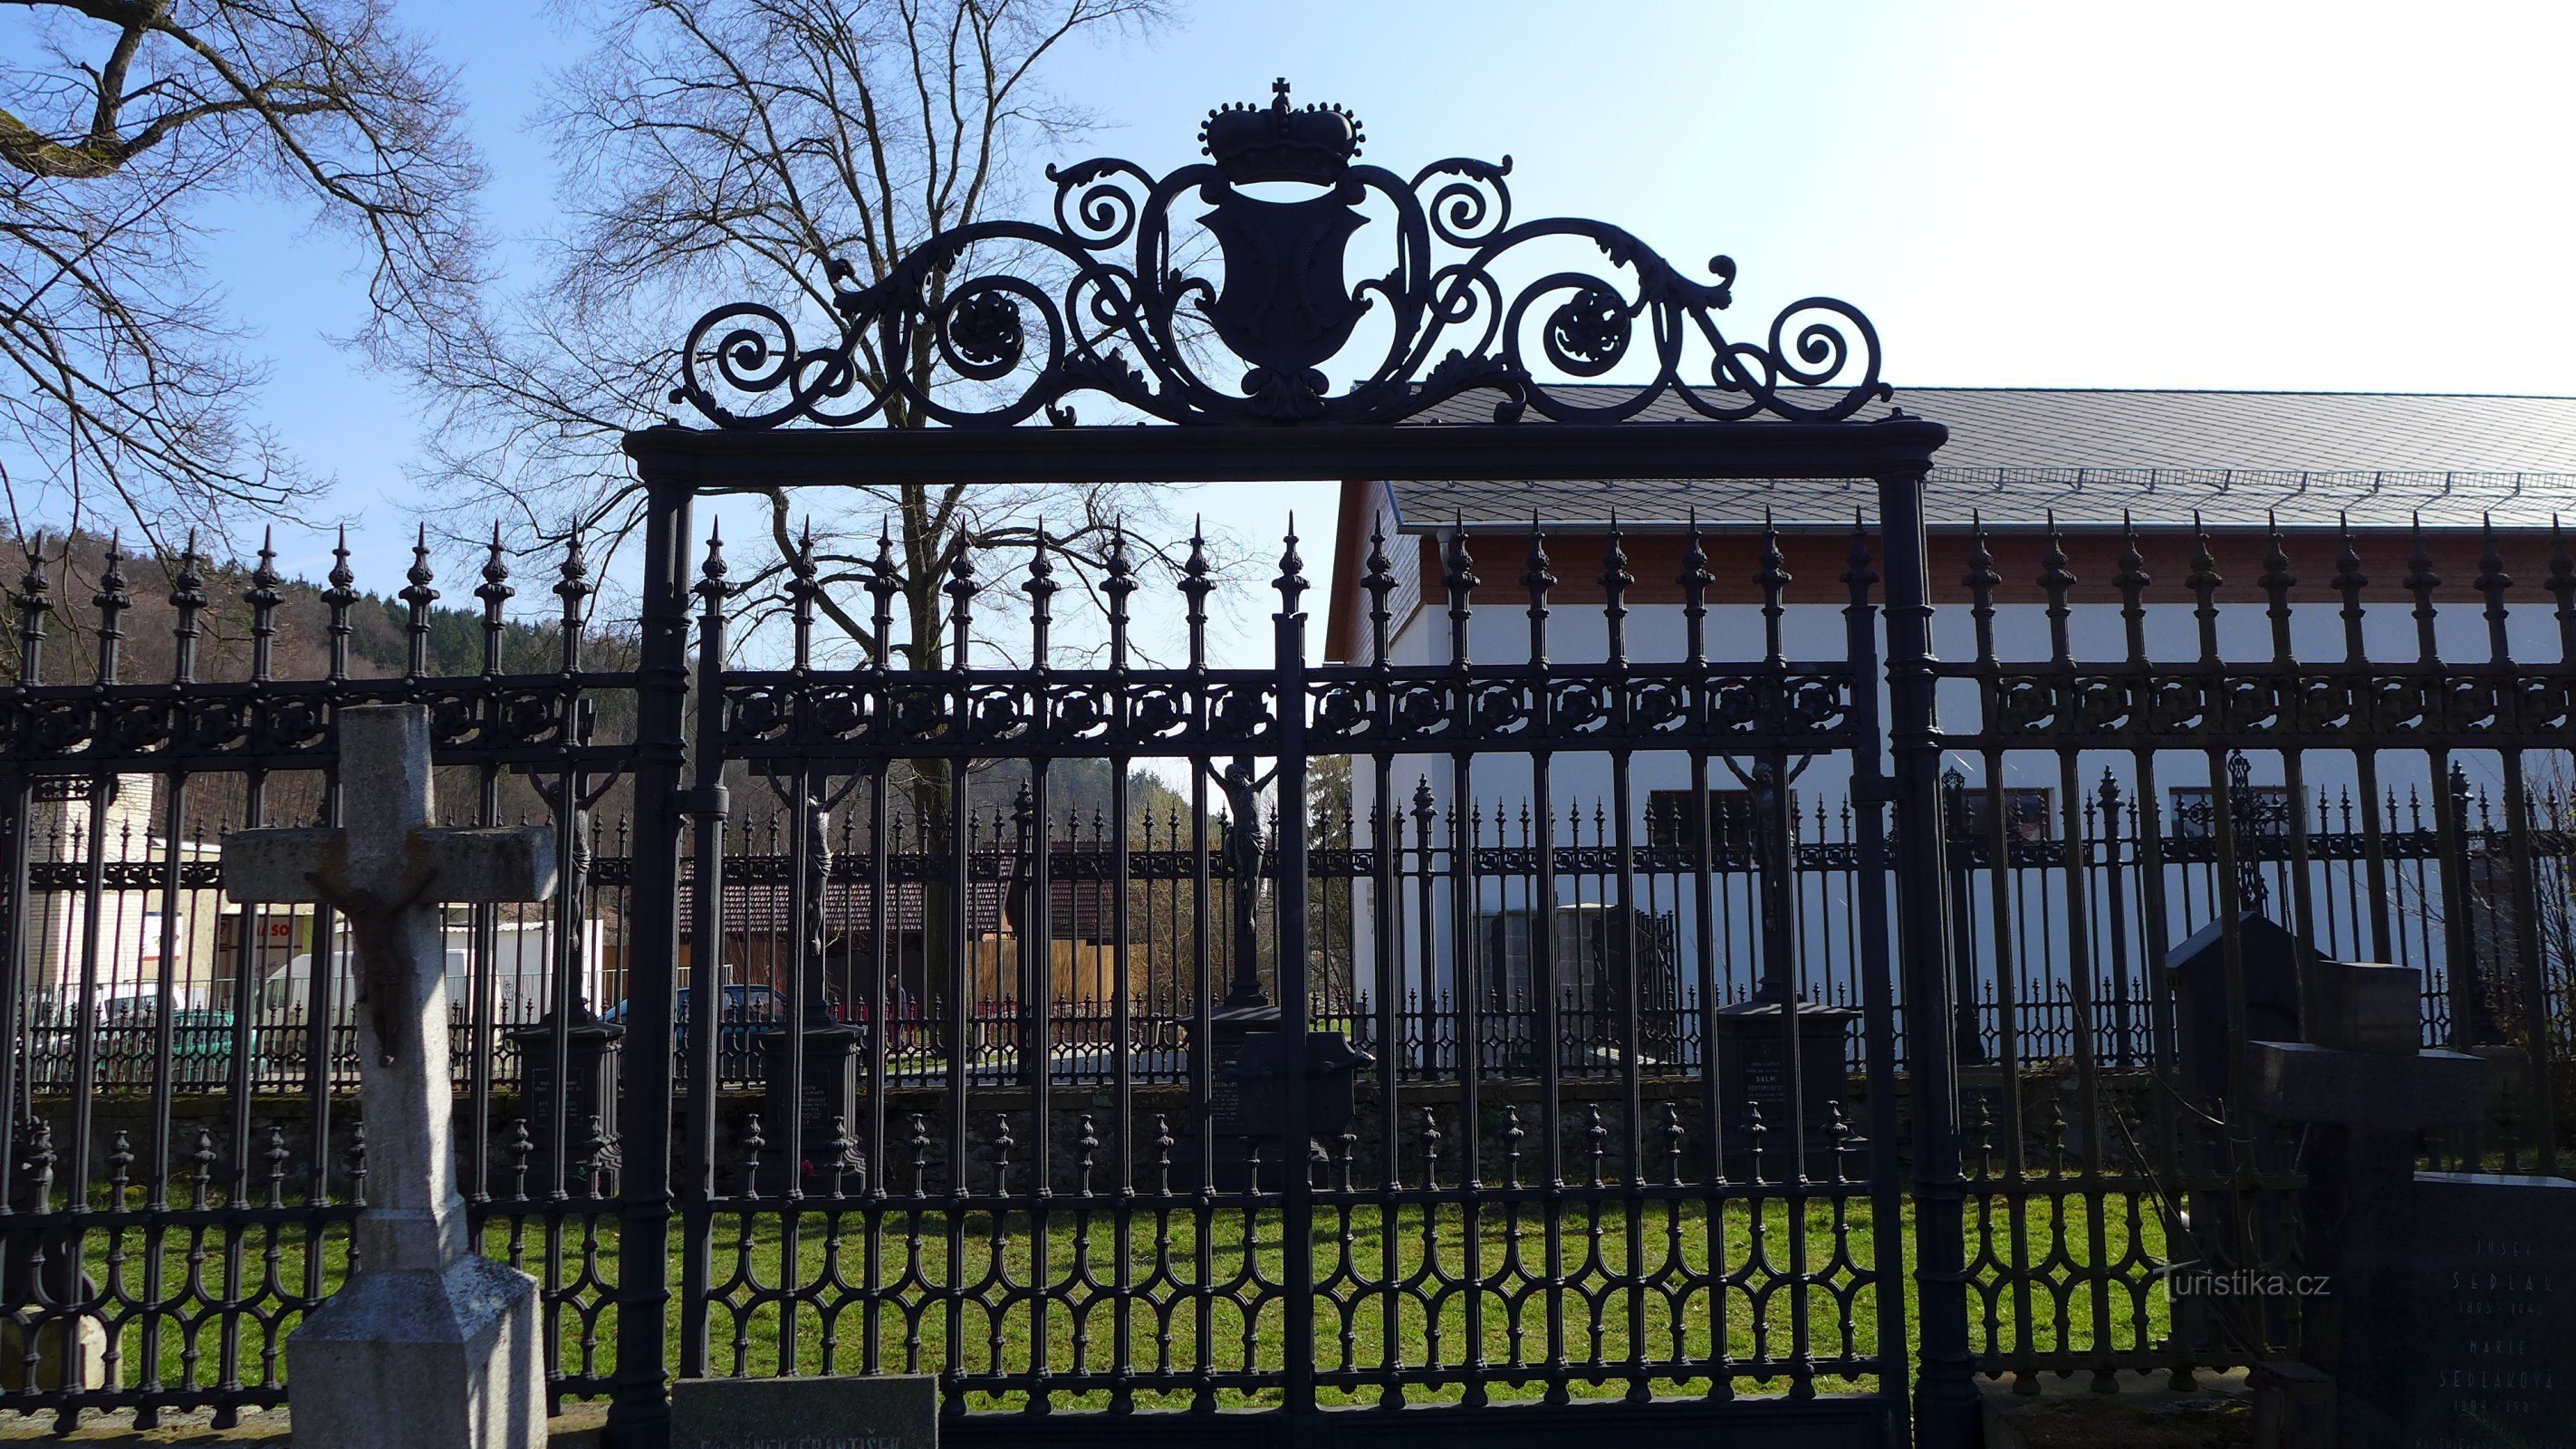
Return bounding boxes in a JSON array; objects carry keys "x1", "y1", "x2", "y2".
[
  {"x1": 412, "y1": 0, "x2": 1189, "y2": 671},
  {"x1": 0, "y1": 0, "x2": 487, "y2": 548}
]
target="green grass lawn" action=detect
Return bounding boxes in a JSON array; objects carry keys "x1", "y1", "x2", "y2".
[{"x1": 48, "y1": 1185, "x2": 2173, "y2": 1412}]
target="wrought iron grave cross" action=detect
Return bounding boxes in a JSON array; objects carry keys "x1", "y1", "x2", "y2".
[{"x1": 222, "y1": 704, "x2": 554, "y2": 1448}]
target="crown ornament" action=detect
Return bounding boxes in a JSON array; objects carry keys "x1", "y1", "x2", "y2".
[{"x1": 1199, "y1": 79, "x2": 1362, "y2": 185}]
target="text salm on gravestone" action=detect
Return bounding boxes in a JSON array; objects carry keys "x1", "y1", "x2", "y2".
[{"x1": 668, "y1": 1373, "x2": 938, "y2": 1449}]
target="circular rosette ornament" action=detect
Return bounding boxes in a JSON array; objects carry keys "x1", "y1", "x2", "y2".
[
  {"x1": 1543, "y1": 285, "x2": 1634, "y2": 378},
  {"x1": 938, "y1": 283, "x2": 1031, "y2": 380}
]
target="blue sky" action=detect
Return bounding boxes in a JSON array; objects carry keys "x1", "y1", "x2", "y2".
[{"x1": 179, "y1": 0, "x2": 2576, "y2": 599}]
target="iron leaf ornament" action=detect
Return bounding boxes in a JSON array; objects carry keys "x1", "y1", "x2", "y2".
[{"x1": 673, "y1": 81, "x2": 1889, "y2": 429}]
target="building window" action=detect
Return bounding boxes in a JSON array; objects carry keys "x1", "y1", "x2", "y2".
[
  {"x1": 1952, "y1": 787, "x2": 2055, "y2": 843},
  {"x1": 2168, "y1": 785, "x2": 2292, "y2": 839}
]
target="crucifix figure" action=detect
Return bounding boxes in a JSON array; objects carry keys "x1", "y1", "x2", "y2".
[
  {"x1": 1207, "y1": 755, "x2": 1277, "y2": 1011},
  {"x1": 223, "y1": 705, "x2": 554, "y2": 1449}
]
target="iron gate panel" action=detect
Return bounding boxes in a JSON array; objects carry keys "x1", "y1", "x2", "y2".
[{"x1": 658, "y1": 510, "x2": 1913, "y2": 1435}]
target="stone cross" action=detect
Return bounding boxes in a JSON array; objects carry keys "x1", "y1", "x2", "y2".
[{"x1": 223, "y1": 704, "x2": 555, "y2": 1449}]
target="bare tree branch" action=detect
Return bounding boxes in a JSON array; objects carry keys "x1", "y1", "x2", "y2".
[
  {"x1": 0, "y1": 0, "x2": 488, "y2": 548},
  {"x1": 402, "y1": 0, "x2": 1182, "y2": 670}
]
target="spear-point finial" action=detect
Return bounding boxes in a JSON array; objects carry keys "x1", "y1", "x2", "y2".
[
  {"x1": 2041, "y1": 506, "x2": 2072, "y2": 579},
  {"x1": 944, "y1": 528, "x2": 978, "y2": 669},
  {"x1": 2475, "y1": 511, "x2": 2514, "y2": 659},
  {"x1": 1361, "y1": 511, "x2": 1397, "y2": 664},
  {"x1": 95, "y1": 531, "x2": 130, "y2": 644},
  {"x1": 1179, "y1": 514, "x2": 1213, "y2": 667},
  {"x1": 1274, "y1": 513, "x2": 1305, "y2": 612},
  {"x1": 1964, "y1": 508, "x2": 2000, "y2": 597},
  {"x1": 251, "y1": 524, "x2": 283, "y2": 598},
  {"x1": 863, "y1": 518, "x2": 899, "y2": 661},
  {"x1": 1602, "y1": 507, "x2": 1635, "y2": 589},
  {"x1": 2405, "y1": 511, "x2": 2440, "y2": 600},
  {"x1": 697, "y1": 520, "x2": 730, "y2": 600},
  {"x1": 170, "y1": 530, "x2": 205, "y2": 615},
  {"x1": 1027, "y1": 523, "x2": 1058, "y2": 665},
  {"x1": 555, "y1": 525, "x2": 591, "y2": 645},
  {"x1": 2548, "y1": 513, "x2": 2575, "y2": 604},
  {"x1": 1026, "y1": 523, "x2": 1056, "y2": 593},
  {"x1": 168, "y1": 530, "x2": 207, "y2": 683},
  {"x1": 477, "y1": 521, "x2": 513, "y2": 608},
  {"x1": 2113, "y1": 508, "x2": 2148, "y2": 599},
  {"x1": 2186, "y1": 510, "x2": 2222, "y2": 594},
  {"x1": 1520, "y1": 509, "x2": 1553, "y2": 599},
  {"x1": 322, "y1": 523, "x2": 360, "y2": 678},
  {"x1": 1104, "y1": 518, "x2": 1134, "y2": 593},
  {"x1": 13, "y1": 538, "x2": 52, "y2": 686},
  {"x1": 2475, "y1": 511, "x2": 2511, "y2": 596},
  {"x1": 1679, "y1": 505, "x2": 1713, "y2": 594},
  {"x1": 2331, "y1": 509, "x2": 2365, "y2": 593},
  {"x1": 1180, "y1": 516, "x2": 1213, "y2": 600},
  {"x1": 398, "y1": 526, "x2": 437, "y2": 672},
  {"x1": 244, "y1": 523, "x2": 286, "y2": 679},
  {"x1": 1443, "y1": 511, "x2": 1478, "y2": 597},
  {"x1": 1841, "y1": 507, "x2": 1876, "y2": 594},
  {"x1": 2259, "y1": 508, "x2": 2294, "y2": 595}
]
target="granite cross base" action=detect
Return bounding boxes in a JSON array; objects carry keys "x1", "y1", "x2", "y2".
[
  {"x1": 283, "y1": 1255, "x2": 548, "y2": 1449},
  {"x1": 222, "y1": 705, "x2": 559, "y2": 1449}
]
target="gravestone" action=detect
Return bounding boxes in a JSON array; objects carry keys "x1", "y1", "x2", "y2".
[
  {"x1": 2245, "y1": 959, "x2": 2534, "y2": 1449},
  {"x1": 507, "y1": 1006, "x2": 622, "y2": 1193},
  {"x1": 2396, "y1": 1173, "x2": 2576, "y2": 1448},
  {"x1": 1204, "y1": 1017, "x2": 1370, "y2": 1191},
  {"x1": 224, "y1": 705, "x2": 556, "y2": 1449},
  {"x1": 1709, "y1": 996, "x2": 1860, "y2": 1156},
  {"x1": 669, "y1": 1372, "x2": 938, "y2": 1449},
  {"x1": 757, "y1": 1019, "x2": 862, "y2": 1195},
  {"x1": 2163, "y1": 912, "x2": 2303, "y2": 1107}
]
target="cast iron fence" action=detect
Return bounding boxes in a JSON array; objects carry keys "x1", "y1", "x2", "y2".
[{"x1": 0, "y1": 82, "x2": 2570, "y2": 1438}]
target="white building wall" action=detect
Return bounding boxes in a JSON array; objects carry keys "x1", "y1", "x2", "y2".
[{"x1": 1343, "y1": 587, "x2": 2571, "y2": 1020}]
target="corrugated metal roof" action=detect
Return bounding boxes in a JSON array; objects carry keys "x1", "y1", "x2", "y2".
[{"x1": 1392, "y1": 388, "x2": 2576, "y2": 530}]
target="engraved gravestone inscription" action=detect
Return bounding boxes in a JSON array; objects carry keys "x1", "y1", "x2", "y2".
[
  {"x1": 669, "y1": 1373, "x2": 938, "y2": 1449},
  {"x1": 2397, "y1": 1173, "x2": 2576, "y2": 1449}
]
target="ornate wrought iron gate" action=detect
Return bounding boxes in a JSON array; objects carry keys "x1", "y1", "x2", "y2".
[
  {"x1": 588, "y1": 82, "x2": 1971, "y2": 1446},
  {"x1": 626, "y1": 496, "x2": 1929, "y2": 1448}
]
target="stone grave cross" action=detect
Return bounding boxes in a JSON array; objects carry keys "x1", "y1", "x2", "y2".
[{"x1": 223, "y1": 703, "x2": 555, "y2": 1449}]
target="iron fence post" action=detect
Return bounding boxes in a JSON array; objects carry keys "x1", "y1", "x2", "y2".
[
  {"x1": 1273, "y1": 533, "x2": 1315, "y2": 1418},
  {"x1": 1875, "y1": 467, "x2": 1978, "y2": 1449},
  {"x1": 678, "y1": 523, "x2": 735, "y2": 1379},
  {"x1": 606, "y1": 465, "x2": 696, "y2": 1448}
]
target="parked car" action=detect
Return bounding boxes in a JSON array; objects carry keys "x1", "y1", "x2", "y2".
[
  {"x1": 604, "y1": 985, "x2": 789, "y2": 1068},
  {"x1": 86, "y1": 1006, "x2": 253, "y2": 1089}
]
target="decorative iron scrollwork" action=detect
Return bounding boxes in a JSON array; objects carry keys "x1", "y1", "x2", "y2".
[
  {"x1": 1963, "y1": 665, "x2": 2571, "y2": 746},
  {"x1": 674, "y1": 81, "x2": 1886, "y2": 430}
]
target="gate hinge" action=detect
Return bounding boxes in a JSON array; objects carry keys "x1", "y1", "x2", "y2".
[
  {"x1": 1849, "y1": 773, "x2": 1894, "y2": 806},
  {"x1": 678, "y1": 784, "x2": 731, "y2": 819}
]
